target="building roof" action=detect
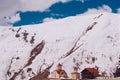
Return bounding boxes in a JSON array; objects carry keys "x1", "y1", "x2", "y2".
[
  {"x1": 57, "y1": 63, "x2": 62, "y2": 66},
  {"x1": 82, "y1": 68, "x2": 99, "y2": 76},
  {"x1": 73, "y1": 66, "x2": 78, "y2": 71},
  {"x1": 55, "y1": 70, "x2": 67, "y2": 75}
]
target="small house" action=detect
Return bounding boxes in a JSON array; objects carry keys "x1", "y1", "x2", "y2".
[
  {"x1": 81, "y1": 68, "x2": 99, "y2": 79},
  {"x1": 51, "y1": 63, "x2": 67, "y2": 78}
]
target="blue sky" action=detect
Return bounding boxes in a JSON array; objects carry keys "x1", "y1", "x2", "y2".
[{"x1": 0, "y1": 0, "x2": 120, "y2": 27}]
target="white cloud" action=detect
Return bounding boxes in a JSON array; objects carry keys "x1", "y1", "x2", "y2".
[
  {"x1": 101, "y1": 5, "x2": 112, "y2": 12},
  {"x1": 0, "y1": 0, "x2": 69, "y2": 26},
  {"x1": 83, "y1": 5, "x2": 112, "y2": 14},
  {"x1": 0, "y1": 14, "x2": 21, "y2": 26},
  {"x1": 0, "y1": 0, "x2": 69, "y2": 17},
  {"x1": 61, "y1": 0, "x2": 70, "y2": 3},
  {"x1": 80, "y1": 0, "x2": 86, "y2": 3},
  {"x1": 8, "y1": 14, "x2": 21, "y2": 23},
  {"x1": 51, "y1": 13, "x2": 64, "y2": 17},
  {"x1": 20, "y1": 0, "x2": 58, "y2": 12},
  {"x1": 42, "y1": 17, "x2": 57, "y2": 23},
  {"x1": 0, "y1": 0, "x2": 21, "y2": 17},
  {"x1": 117, "y1": 8, "x2": 120, "y2": 13},
  {"x1": 0, "y1": 19, "x2": 10, "y2": 26}
]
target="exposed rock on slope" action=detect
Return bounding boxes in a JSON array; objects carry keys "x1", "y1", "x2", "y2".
[{"x1": 0, "y1": 13, "x2": 120, "y2": 80}]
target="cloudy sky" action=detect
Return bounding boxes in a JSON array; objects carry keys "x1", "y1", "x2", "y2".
[{"x1": 0, "y1": 0, "x2": 120, "y2": 27}]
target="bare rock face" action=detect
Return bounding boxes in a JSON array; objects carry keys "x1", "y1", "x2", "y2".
[
  {"x1": 30, "y1": 64, "x2": 53, "y2": 80},
  {"x1": 8, "y1": 40, "x2": 45, "y2": 80}
]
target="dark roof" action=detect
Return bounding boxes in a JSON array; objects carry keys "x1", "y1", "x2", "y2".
[{"x1": 82, "y1": 68, "x2": 99, "y2": 76}]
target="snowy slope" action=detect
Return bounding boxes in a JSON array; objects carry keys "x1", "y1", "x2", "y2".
[{"x1": 0, "y1": 12, "x2": 120, "y2": 80}]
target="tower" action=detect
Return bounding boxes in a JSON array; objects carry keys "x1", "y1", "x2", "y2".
[
  {"x1": 57, "y1": 63, "x2": 62, "y2": 70},
  {"x1": 71, "y1": 67, "x2": 80, "y2": 79},
  {"x1": 51, "y1": 63, "x2": 67, "y2": 78}
]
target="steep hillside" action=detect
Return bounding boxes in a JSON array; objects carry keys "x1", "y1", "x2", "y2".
[{"x1": 0, "y1": 13, "x2": 120, "y2": 80}]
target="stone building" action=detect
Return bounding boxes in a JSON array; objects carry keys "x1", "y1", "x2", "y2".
[
  {"x1": 71, "y1": 66, "x2": 80, "y2": 79},
  {"x1": 51, "y1": 63, "x2": 67, "y2": 79}
]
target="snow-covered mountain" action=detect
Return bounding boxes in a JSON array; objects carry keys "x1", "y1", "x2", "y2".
[{"x1": 0, "y1": 12, "x2": 120, "y2": 80}]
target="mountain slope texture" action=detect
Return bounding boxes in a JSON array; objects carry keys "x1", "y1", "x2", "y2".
[{"x1": 0, "y1": 13, "x2": 120, "y2": 80}]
